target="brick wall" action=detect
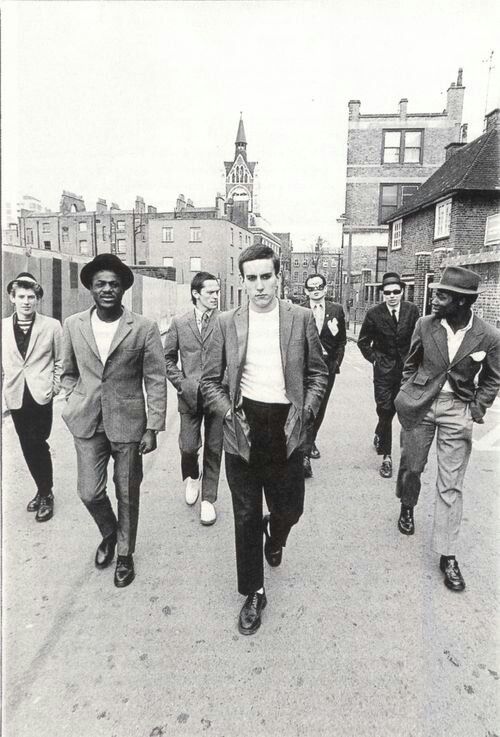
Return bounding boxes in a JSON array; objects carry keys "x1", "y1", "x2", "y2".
[
  {"x1": 388, "y1": 207, "x2": 435, "y2": 275},
  {"x1": 450, "y1": 193, "x2": 500, "y2": 254}
]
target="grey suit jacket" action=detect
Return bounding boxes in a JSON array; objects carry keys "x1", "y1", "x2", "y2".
[
  {"x1": 2, "y1": 313, "x2": 62, "y2": 409},
  {"x1": 395, "y1": 314, "x2": 500, "y2": 430},
  {"x1": 200, "y1": 300, "x2": 328, "y2": 462},
  {"x1": 61, "y1": 306, "x2": 167, "y2": 442},
  {"x1": 164, "y1": 308, "x2": 218, "y2": 413}
]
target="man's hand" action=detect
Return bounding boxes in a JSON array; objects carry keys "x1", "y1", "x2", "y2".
[{"x1": 139, "y1": 429, "x2": 158, "y2": 455}]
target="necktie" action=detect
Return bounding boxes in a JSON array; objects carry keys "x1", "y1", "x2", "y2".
[
  {"x1": 313, "y1": 304, "x2": 322, "y2": 331},
  {"x1": 391, "y1": 309, "x2": 398, "y2": 327},
  {"x1": 201, "y1": 311, "x2": 210, "y2": 338}
]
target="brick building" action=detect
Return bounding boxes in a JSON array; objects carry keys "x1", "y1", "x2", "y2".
[
  {"x1": 287, "y1": 249, "x2": 342, "y2": 302},
  {"x1": 384, "y1": 108, "x2": 500, "y2": 327},
  {"x1": 342, "y1": 69, "x2": 466, "y2": 316}
]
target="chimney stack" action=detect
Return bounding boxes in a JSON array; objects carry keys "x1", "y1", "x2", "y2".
[
  {"x1": 399, "y1": 98, "x2": 408, "y2": 119},
  {"x1": 460, "y1": 123, "x2": 468, "y2": 143},
  {"x1": 348, "y1": 100, "x2": 361, "y2": 121},
  {"x1": 484, "y1": 108, "x2": 500, "y2": 132}
]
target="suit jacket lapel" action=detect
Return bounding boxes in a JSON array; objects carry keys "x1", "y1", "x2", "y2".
[
  {"x1": 382, "y1": 304, "x2": 397, "y2": 333},
  {"x1": 107, "y1": 308, "x2": 133, "y2": 357},
  {"x1": 430, "y1": 320, "x2": 449, "y2": 365},
  {"x1": 280, "y1": 300, "x2": 294, "y2": 370},
  {"x1": 202, "y1": 309, "x2": 218, "y2": 343},
  {"x1": 78, "y1": 308, "x2": 102, "y2": 361},
  {"x1": 450, "y1": 316, "x2": 485, "y2": 367},
  {"x1": 6, "y1": 315, "x2": 24, "y2": 362},
  {"x1": 233, "y1": 306, "x2": 248, "y2": 367},
  {"x1": 23, "y1": 313, "x2": 42, "y2": 362},
  {"x1": 187, "y1": 311, "x2": 202, "y2": 344}
]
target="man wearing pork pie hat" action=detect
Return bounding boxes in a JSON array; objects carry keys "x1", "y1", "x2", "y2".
[
  {"x1": 61, "y1": 254, "x2": 166, "y2": 588},
  {"x1": 358, "y1": 271, "x2": 420, "y2": 478},
  {"x1": 2, "y1": 272, "x2": 62, "y2": 522},
  {"x1": 394, "y1": 265, "x2": 500, "y2": 591}
]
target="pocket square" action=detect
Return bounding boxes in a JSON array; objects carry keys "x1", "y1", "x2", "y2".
[
  {"x1": 470, "y1": 351, "x2": 486, "y2": 362},
  {"x1": 327, "y1": 317, "x2": 339, "y2": 336}
]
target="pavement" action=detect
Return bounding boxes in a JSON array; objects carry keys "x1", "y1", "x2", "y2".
[{"x1": 2, "y1": 341, "x2": 499, "y2": 737}]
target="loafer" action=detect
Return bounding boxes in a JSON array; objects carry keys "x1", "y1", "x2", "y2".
[
  {"x1": 303, "y1": 456, "x2": 313, "y2": 479},
  {"x1": 185, "y1": 476, "x2": 200, "y2": 506},
  {"x1": 398, "y1": 504, "x2": 414, "y2": 535},
  {"x1": 309, "y1": 443, "x2": 321, "y2": 460},
  {"x1": 95, "y1": 532, "x2": 117, "y2": 569},
  {"x1": 35, "y1": 494, "x2": 54, "y2": 523},
  {"x1": 379, "y1": 456, "x2": 392, "y2": 478},
  {"x1": 200, "y1": 501, "x2": 217, "y2": 526},
  {"x1": 440, "y1": 556, "x2": 465, "y2": 592},
  {"x1": 238, "y1": 591, "x2": 267, "y2": 635},
  {"x1": 263, "y1": 514, "x2": 283, "y2": 567},
  {"x1": 114, "y1": 555, "x2": 135, "y2": 588},
  {"x1": 27, "y1": 492, "x2": 42, "y2": 513}
]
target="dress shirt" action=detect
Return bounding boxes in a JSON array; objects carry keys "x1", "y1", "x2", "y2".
[
  {"x1": 385, "y1": 302, "x2": 401, "y2": 322},
  {"x1": 310, "y1": 299, "x2": 325, "y2": 333},
  {"x1": 441, "y1": 313, "x2": 473, "y2": 392},
  {"x1": 194, "y1": 307, "x2": 212, "y2": 334}
]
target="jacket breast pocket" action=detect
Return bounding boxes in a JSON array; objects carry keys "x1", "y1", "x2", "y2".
[{"x1": 400, "y1": 371, "x2": 429, "y2": 400}]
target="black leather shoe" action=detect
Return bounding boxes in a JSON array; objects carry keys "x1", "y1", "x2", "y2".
[
  {"x1": 114, "y1": 555, "x2": 135, "y2": 588},
  {"x1": 27, "y1": 492, "x2": 42, "y2": 513},
  {"x1": 379, "y1": 456, "x2": 393, "y2": 478},
  {"x1": 95, "y1": 533, "x2": 117, "y2": 569},
  {"x1": 309, "y1": 443, "x2": 321, "y2": 460},
  {"x1": 398, "y1": 504, "x2": 414, "y2": 535},
  {"x1": 238, "y1": 591, "x2": 267, "y2": 635},
  {"x1": 440, "y1": 556, "x2": 465, "y2": 592},
  {"x1": 35, "y1": 494, "x2": 54, "y2": 523},
  {"x1": 373, "y1": 433, "x2": 380, "y2": 452},
  {"x1": 303, "y1": 456, "x2": 313, "y2": 479},
  {"x1": 263, "y1": 515, "x2": 283, "y2": 567}
]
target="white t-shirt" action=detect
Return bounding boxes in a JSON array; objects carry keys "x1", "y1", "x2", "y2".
[
  {"x1": 240, "y1": 303, "x2": 289, "y2": 404},
  {"x1": 91, "y1": 310, "x2": 121, "y2": 364}
]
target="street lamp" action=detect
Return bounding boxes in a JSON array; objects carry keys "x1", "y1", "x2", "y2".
[{"x1": 337, "y1": 214, "x2": 352, "y2": 325}]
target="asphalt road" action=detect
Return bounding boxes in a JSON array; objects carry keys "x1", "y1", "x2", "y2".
[{"x1": 2, "y1": 341, "x2": 499, "y2": 737}]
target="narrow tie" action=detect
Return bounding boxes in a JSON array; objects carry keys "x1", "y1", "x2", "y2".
[
  {"x1": 201, "y1": 311, "x2": 210, "y2": 338},
  {"x1": 391, "y1": 309, "x2": 398, "y2": 327}
]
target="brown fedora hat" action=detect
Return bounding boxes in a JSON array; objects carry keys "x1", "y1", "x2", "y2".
[
  {"x1": 430, "y1": 266, "x2": 482, "y2": 295},
  {"x1": 80, "y1": 253, "x2": 134, "y2": 290}
]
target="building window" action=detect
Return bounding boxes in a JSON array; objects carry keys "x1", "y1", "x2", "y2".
[
  {"x1": 230, "y1": 256, "x2": 234, "y2": 274},
  {"x1": 293, "y1": 258, "x2": 299, "y2": 267},
  {"x1": 190, "y1": 227, "x2": 201, "y2": 242},
  {"x1": 376, "y1": 247, "x2": 388, "y2": 282},
  {"x1": 163, "y1": 257, "x2": 173, "y2": 268},
  {"x1": 117, "y1": 220, "x2": 126, "y2": 231},
  {"x1": 379, "y1": 183, "x2": 420, "y2": 223},
  {"x1": 434, "y1": 198, "x2": 452, "y2": 239},
  {"x1": 239, "y1": 232, "x2": 243, "y2": 248},
  {"x1": 26, "y1": 228, "x2": 33, "y2": 245},
  {"x1": 117, "y1": 239, "x2": 126, "y2": 253},
  {"x1": 44, "y1": 241, "x2": 51, "y2": 251},
  {"x1": 70, "y1": 262, "x2": 78, "y2": 289},
  {"x1": 79, "y1": 221, "x2": 87, "y2": 232},
  {"x1": 230, "y1": 286, "x2": 234, "y2": 306},
  {"x1": 383, "y1": 130, "x2": 423, "y2": 164},
  {"x1": 302, "y1": 271, "x2": 307, "y2": 281},
  {"x1": 484, "y1": 213, "x2": 500, "y2": 246},
  {"x1": 42, "y1": 222, "x2": 50, "y2": 233},
  {"x1": 190, "y1": 256, "x2": 202, "y2": 271},
  {"x1": 322, "y1": 259, "x2": 328, "y2": 268},
  {"x1": 391, "y1": 219, "x2": 402, "y2": 251},
  {"x1": 162, "y1": 226, "x2": 173, "y2": 243},
  {"x1": 79, "y1": 240, "x2": 89, "y2": 255},
  {"x1": 302, "y1": 258, "x2": 308, "y2": 267},
  {"x1": 62, "y1": 226, "x2": 69, "y2": 242},
  {"x1": 102, "y1": 226, "x2": 107, "y2": 241},
  {"x1": 293, "y1": 271, "x2": 299, "y2": 280}
]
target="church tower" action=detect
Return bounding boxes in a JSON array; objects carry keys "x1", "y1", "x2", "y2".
[{"x1": 224, "y1": 114, "x2": 258, "y2": 214}]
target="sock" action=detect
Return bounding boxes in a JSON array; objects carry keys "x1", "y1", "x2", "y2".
[{"x1": 255, "y1": 587, "x2": 264, "y2": 594}]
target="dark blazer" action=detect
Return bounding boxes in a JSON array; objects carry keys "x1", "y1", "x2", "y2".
[
  {"x1": 61, "y1": 307, "x2": 167, "y2": 442},
  {"x1": 358, "y1": 301, "x2": 420, "y2": 374},
  {"x1": 303, "y1": 299, "x2": 347, "y2": 374},
  {"x1": 200, "y1": 300, "x2": 328, "y2": 462},
  {"x1": 395, "y1": 314, "x2": 500, "y2": 430},
  {"x1": 164, "y1": 308, "x2": 218, "y2": 413}
]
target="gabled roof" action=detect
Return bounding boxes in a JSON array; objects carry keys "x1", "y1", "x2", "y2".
[
  {"x1": 384, "y1": 124, "x2": 500, "y2": 222},
  {"x1": 224, "y1": 160, "x2": 257, "y2": 175}
]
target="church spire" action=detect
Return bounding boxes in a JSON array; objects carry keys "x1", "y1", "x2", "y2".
[{"x1": 235, "y1": 112, "x2": 247, "y2": 160}]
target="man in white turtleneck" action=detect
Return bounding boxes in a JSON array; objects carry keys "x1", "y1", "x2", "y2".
[{"x1": 201, "y1": 244, "x2": 328, "y2": 635}]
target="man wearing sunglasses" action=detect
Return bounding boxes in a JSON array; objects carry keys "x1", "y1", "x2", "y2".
[
  {"x1": 358, "y1": 272, "x2": 420, "y2": 478},
  {"x1": 302, "y1": 273, "x2": 346, "y2": 477}
]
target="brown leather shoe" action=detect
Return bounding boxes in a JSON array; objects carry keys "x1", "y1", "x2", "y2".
[
  {"x1": 35, "y1": 494, "x2": 54, "y2": 523},
  {"x1": 440, "y1": 556, "x2": 465, "y2": 592},
  {"x1": 398, "y1": 505, "x2": 414, "y2": 535},
  {"x1": 263, "y1": 515, "x2": 282, "y2": 567},
  {"x1": 238, "y1": 591, "x2": 267, "y2": 635}
]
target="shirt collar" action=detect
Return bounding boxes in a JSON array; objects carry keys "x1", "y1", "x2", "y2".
[
  {"x1": 385, "y1": 302, "x2": 401, "y2": 317},
  {"x1": 441, "y1": 312, "x2": 473, "y2": 336},
  {"x1": 310, "y1": 298, "x2": 325, "y2": 309},
  {"x1": 194, "y1": 306, "x2": 212, "y2": 321}
]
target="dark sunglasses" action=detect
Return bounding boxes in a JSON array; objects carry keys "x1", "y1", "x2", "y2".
[
  {"x1": 383, "y1": 288, "x2": 402, "y2": 295},
  {"x1": 305, "y1": 284, "x2": 325, "y2": 291}
]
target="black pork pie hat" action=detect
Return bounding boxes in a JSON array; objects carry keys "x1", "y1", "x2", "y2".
[{"x1": 80, "y1": 253, "x2": 134, "y2": 290}]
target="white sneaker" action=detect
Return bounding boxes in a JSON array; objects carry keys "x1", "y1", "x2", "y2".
[
  {"x1": 185, "y1": 476, "x2": 200, "y2": 506},
  {"x1": 200, "y1": 501, "x2": 217, "y2": 526}
]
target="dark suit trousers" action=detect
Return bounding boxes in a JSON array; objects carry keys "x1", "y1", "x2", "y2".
[
  {"x1": 73, "y1": 433, "x2": 143, "y2": 556},
  {"x1": 179, "y1": 390, "x2": 223, "y2": 503},
  {"x1": 374, "y1": 369, "x2": 403, "y2": 456},
  {"x1": 313, "y1": 367, "x2": 336, "y2": 441},
  {"x1": 225, "y1": 398, "x2": 305, "y2": 595},
  {"x1": 10, "y1": 384, "x2": 53, "y2": 496}
]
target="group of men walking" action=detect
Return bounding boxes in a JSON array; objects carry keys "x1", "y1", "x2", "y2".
[{"x1": 3, "y1": 246, "x2": 500, "y2": 633}]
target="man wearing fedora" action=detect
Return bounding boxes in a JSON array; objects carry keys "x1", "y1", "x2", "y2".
[
  {"x1": 61, "y1": 254, "x2": 166, "y2": 588},
  {"x1": 358, "y1": 272, "x2": 420, "y2": 478},
  {"x1": 2, "y1": 272, "x2": 62, "y2": 522},
  {"x1": 395, "y1": 266, "x2": 500, "y2": 591}
]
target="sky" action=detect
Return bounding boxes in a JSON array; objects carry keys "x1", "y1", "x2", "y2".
[{"x1": 2, "y1": 0, "x2": 499, "y2": 252}]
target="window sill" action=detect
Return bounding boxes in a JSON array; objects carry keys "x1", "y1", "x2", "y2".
[{"x1": 433, "y1": 234, "x2": 450, "y2": 243}]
